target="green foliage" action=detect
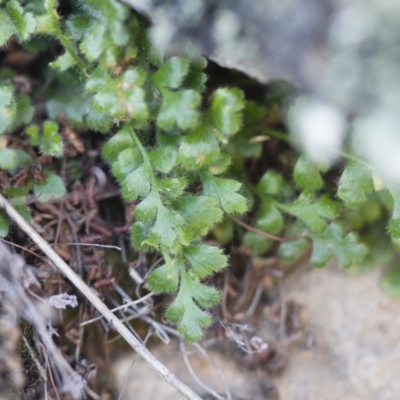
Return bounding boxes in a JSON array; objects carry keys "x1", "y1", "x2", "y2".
[
  {"x1": 34, "y1": 172, "x2": 66, "y2": 202},
  {"x1": 0, "y1": 0, "x2": 36, "y2": 45},
  {"x1": 338, "y1": 161, "x2": 373, "y2": 208},
  {"x1": 1, "y1": 0, "x2": 399, "y2": 342},
  {"x1": 382, "y1": 263, "x2": 400, "y2": 299}
]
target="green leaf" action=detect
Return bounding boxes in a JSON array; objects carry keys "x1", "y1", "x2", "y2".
[
  {"x1": 135, "y1": 191, "x2": 159, "y2": 222},
  {"x1": 185, "y1": 244, "x2": 227, "y2": 279},
  {"x1": 130, "y1": 221, "x2": 152, "y2": 251},
  {"x1": 179, "y1": 124, "x2": 220, "y2": 169},
  {"x1": 174, "y1": 195, "x2": 223, "y2": 238},
  {"x1": 166, "y1": 268, "x2": 217, "y2": 342},
  {"x1": 125, "y1": 87, "x2": 149, "y2": 121},
  {"x1": 40, "y1": 121, "x2": 63, "y2": 157},
  {"x1": 167, "y1": 295, "x2": 211, "y2": 343},
  {"x1": 243, "y1": 232, "x2": 273, "y2": 253},
  {"x1": 157, "y1": 89, "x2": 201, "y2": 131},
  {"x1": 121, "y1": 165, "x2": 151, "y2": 201},
  {"x1": 278, "y1": 222, "x2": 308, "y2": 263},
  {"x1": 34, "y1": 172, "x2": 66, "y2": 202},
  {"x1": 202, "y1": 173, "x2": 248, "y2": 214},
  {"x1": 0, "y1": 85, "x2": 16, "y2": 133},
  {"x1": 294, "y1": 155, "x2": 325, "y2": 191},
  {"x1": 186, "y1": 278, "x2": 220, "y2": 308},
  {"x1": 338, "y1": 161, "x2": 373, "y2": 208},
  {"x1": 256, "y1": 171, "x2": 282, "y2": 196},
  {"x1": 256, "y1": 198, "x2": 284, "y2": 234},
  {"x1": 184, "y1": 58, "x2": 207, "y2": 92},
  {"x1": 387, "y1": 186, "x2": 400, "y2": 239},
  {"x1": 80, "y1": 24, "x2": 107, "y2": 62},
  {"x1": 49, "y1": 52, "x2": 76, "y2": 71},
  {"x1": 277, "y1": 192, "x2": 339, "y2": 233},
  {"x1": 148, "y1": 263, "x2": 179, "y2": 293},
  {"x1": 3, "y1": 0, "x2": 36, "y2": 42},
  {"x1": 0, "y1": 11, "x2": 15, "y2": 46},
  {"x1": 119, "y1": 68, "x2": 146, "y2": 87},
  {"x1": 152, "y1": 56, "x2": 190, "y2": 89},
  {"x1": 148, "y1": 146, "x2": 177, "y2": 174},
  {"x1": 0, "y1": 148, "x2": 31, "y2": 172},
  {"x1": 111, "y1": 147, "x2": 142, "y2": 180},
  {"x1": 208, "y1": 153, "x2": 231, "y2": 175},
  {"x1": 0, "y1": 210, "x2": 10, "y2": 238},
  {"x1": 310, "y1": 222, "x2": 368, "y2": 268},
  {"x1": 158, "y1": 178, "x2": 187, "y2": 198},
  {"x1": 211, "y1": 88, "x2": 244, "y2": 135},
  {"x1": 150, "y1": 204, "x2": 185, "y2": 249},
  {"x1": 102, "y1": 128, "x2": 134, "y2": 163},
  {"x1": 382, "y1": 263, "x2": 400, "y2": 299},
  {"x1": 11, "y1": 94, "x2": 34, "y2": 131}
]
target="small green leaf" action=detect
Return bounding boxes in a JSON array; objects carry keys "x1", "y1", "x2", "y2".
[
  {"x1": 256, "y1": 171, "x2": 282, "y2": 196},
  {"x1": 167, "y1": 295, "x2": 211, "y2": 343},
  {"x1": 49, "y1": 52, "x2": 77, "y2": 71},
  {"x1": 152, "y1": 56, "x2": 190, "y2": 89},
  {"x1": 0, "y1": 11, "x2": 15, "y2": 46},
  {"x1": 135, "y1": 191, "x2": 159, "y2": 222},
  {"x1": 310, "y1": 222, "x2": 368, "y2": 268},
  {"x1": 184, "y1": 57, "x2": 207, "y2": 92},
  {"x1": 34, "y1": 172, "x2": 66, "y2": 202},
  {"x1": 186, "y1": 278, "x2": 220, "y2": 308},
  {"x1": 166, "y1": 268, "x2": 217, "y2": 342},
  {"x1": 80, "y1": 24, "x2": 107, "y2": 61},
  {"x1": 208, "y1": 153, "x2": 231, "y2": 175},
  {"x1": 4, "y1": 0, "x2": 36, "y2": 42},
  {"x1": 174, "y1": 195, "x2": 223, "y2": 238},
  {"x1": 387, "y1": 186, "x2": 400, "y2": 239},
  {"x1": 0, "y1": 210, "x2": 10, "y2": 238},
  {"x1": 150, "y1": 204, "x2": 185, "y2": 249},
  {"x1": 148, "y1": 263, "x2": 179, "y2": 293},
  {"x1": 148, "y1": 146, "x2": 177, "y2": 174},
  {"x1": 202, "y1": 173, "x2": 248, "y2": 214},
  {"x1": 125, "y1": 87, "x2": 149, "y2": 121},
  {"x1": 0, "y1": 85, "x2": 17, "y2": 133},
  {"x1": 211, "y1": 88, "x2": 244, "y2": 135},
  {"x1": 338, "y1": 161, "x2": 373, "y2": 208},
  {"x1": 130, "y1": 221, "x2": 152, "y2": 251},
  {"x1": 277, "y1": 192, "x2": 339, "y2": 233},
  {"x1": 121, "y1": 165, "x2": 151, "y2": 201},
  {"x1": 185, "y1": 244, "x2": 227, "y2": 279},
  {"x1": 278, "y1": 237, "x2": 308, "y2": 263},
  {"x1": 257, "y1": 198, "x2": 284, "y2": 234},
  {"x1": 40, "y1": 121, "x2": 63, "y2": 157},
  {"x1": 278, "y1": 222, "x2": 308, "y2": 263},
  {"x1": 158, "y1": 178, "x2": 187, "y2": 198},
  {"x1": 0, "y1": 148, "x2": 31, "y2": 172},
  {"x1": 119, "y1": 68, "x2": 146, "y2": 87},
  {"x1": 179, "y1": 124, "x2": 220, "y2": 169},
  {"x1": 11, "y1": 94, "x2": 34, "y2": 131},
  {"x1": 157, "y1": 89, "x2": 201, "y2": 131},
  {"x1": 102, "y1": 128, "x2": 134, "y2": 163},
  {"x1": 243, "y1": 232, "x2": 273, "y2": 253},
  {"x1": 382, "y1": 263, "x2": 400, "y2": 299},
  {"x1": 294, "y1": 155, "x2": 325, "y2": 191},
  {"x1": 111, "y1": 147, "x2": 142, "y2": 180}
]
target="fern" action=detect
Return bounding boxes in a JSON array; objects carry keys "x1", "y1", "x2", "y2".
[{"x1": 2, "y1": 0, "x2": 400, "y2": 340}]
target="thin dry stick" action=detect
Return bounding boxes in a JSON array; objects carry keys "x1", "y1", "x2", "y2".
[
  {"x1": 0, "y1": 194, "x2": 202, "y2": 400},
  {"x1": 228, "y1": 214, "x2": 304, "y2": 242}
]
